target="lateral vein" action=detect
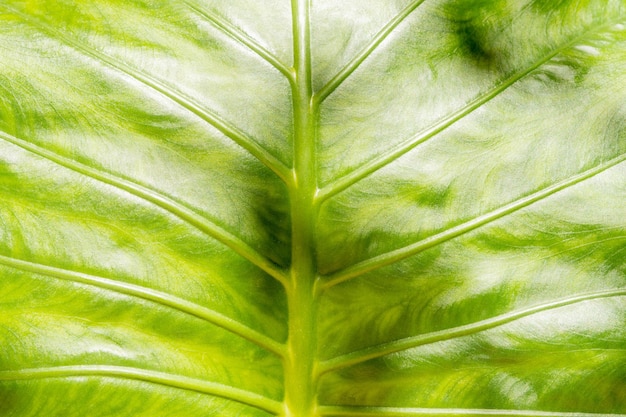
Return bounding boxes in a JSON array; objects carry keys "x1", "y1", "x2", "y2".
[
  {"x1": 0, "y1": 254, "x2": 285, "y2": 357},
  {"x1": 317, "y1": 19, "x2": 624, "y2": 202},
  {"x1": 320, "y1": 152, "x2": 626, "y2": 288},
  {"x1": 318, "y1": 406, "x2": 626, "y2": 417},
  {"x1": 314, "y1": 0, "x2": 428, "y2": 104},
  {"x1": 318, "y1": 287, "x2": 626, "y2": 374},
  {"x1": 0, "y1": 365, "x2": 282, "y2": 415},
  {"x1": 184, "y1": 0, "x2": 294, "y2": 82},
  {"x1": 0, "y1": 130, "x2": 289, "y2": 287},
  {"x1": 1, "y1": 4, "x2": 291, "y2": 183}
]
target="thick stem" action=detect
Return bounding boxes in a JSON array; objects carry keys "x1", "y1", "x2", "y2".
[{"x1": 283, "y1": 0, "x2": 319, "y2": 416}]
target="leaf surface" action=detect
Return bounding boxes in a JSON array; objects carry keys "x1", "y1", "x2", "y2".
[{"x1": 0, "y1": 0, "x2": 624, "y2": 416}]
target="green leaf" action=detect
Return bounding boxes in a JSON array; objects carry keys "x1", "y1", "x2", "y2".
[{"x1": 0, "y1": 0, "x2": 625, "y2": 416}]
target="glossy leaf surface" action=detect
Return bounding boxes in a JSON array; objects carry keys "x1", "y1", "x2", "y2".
[{"x1": 0, "y1": 1, "x2": 625, "y2": 416}]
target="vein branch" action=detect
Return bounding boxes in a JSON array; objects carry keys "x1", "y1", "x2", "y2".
[
  {"x1": 0, "y1": 254, "x2": 285, "y2": 357},
  {"x1": 316, "y1": 20, "x2": 623, "y2": 203},
  {"x1": 0, "y1": 130, "x2": 289, "y2": 287},
  {"x1": 2, "y1": 4, "x2": 291, "y2": 183},
  {"x1": 320, "y1": 153, "x2": 626, "y2": 289},
  {"x1": 314, "y1": 0, "x2": 427, "y2": 104},
  {"x1": 184, "y1": 1, "x2": 294, "y2": 82},
  {"x1": 318, "y1": 406, "x2": 626, "y2": 417},
  {"x1": 0, "y1": 366, "x2": 282, "y2": 415},
  {"x1": 318, "y1": 287, "x2": 626, "y2": 374}
]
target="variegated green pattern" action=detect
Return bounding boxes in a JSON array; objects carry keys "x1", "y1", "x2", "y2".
[{"x1": 0, "y1": 0, "x2": 625, "y2": 416}]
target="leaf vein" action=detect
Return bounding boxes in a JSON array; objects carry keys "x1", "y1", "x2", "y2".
[
  {"x1": 0, "y1": 254, "x2": 285, "y2": 356},
  {"x1": 1, "y1": 4, "x2": 291, "y2": 183},
  {"x1": 317, "y1": 19, "x2": 625, "y2": 202},
  {"x1": 318, "y1": 287, "x2": 626, "y2": 374},
  {"x1": 320, "y1": 153, "x2": 626, "y2": 288},
  {"x1": 184, "y1": 0, "x2": 294, "y2": 82},
  {"x1": 0, "y1": 365, "x2": 282, "y2": 415},
  {"x1": 0, "y1": 130, "x2": 289, "y2": 286},
  {"x1": 318, "y1": 406, "x2": 626, "y2": 417},
  {"x1": 314, "y1": 0, "x2": 428, "y2": 104}
]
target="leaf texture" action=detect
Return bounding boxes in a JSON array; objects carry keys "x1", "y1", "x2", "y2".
[{"x1": 0, "y1": 0, "x2": 625, "y2": 416}]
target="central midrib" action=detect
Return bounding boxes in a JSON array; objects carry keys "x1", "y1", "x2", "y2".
[{"x1": 283, "y1": 0, "x2": 319, "y2": 417}]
